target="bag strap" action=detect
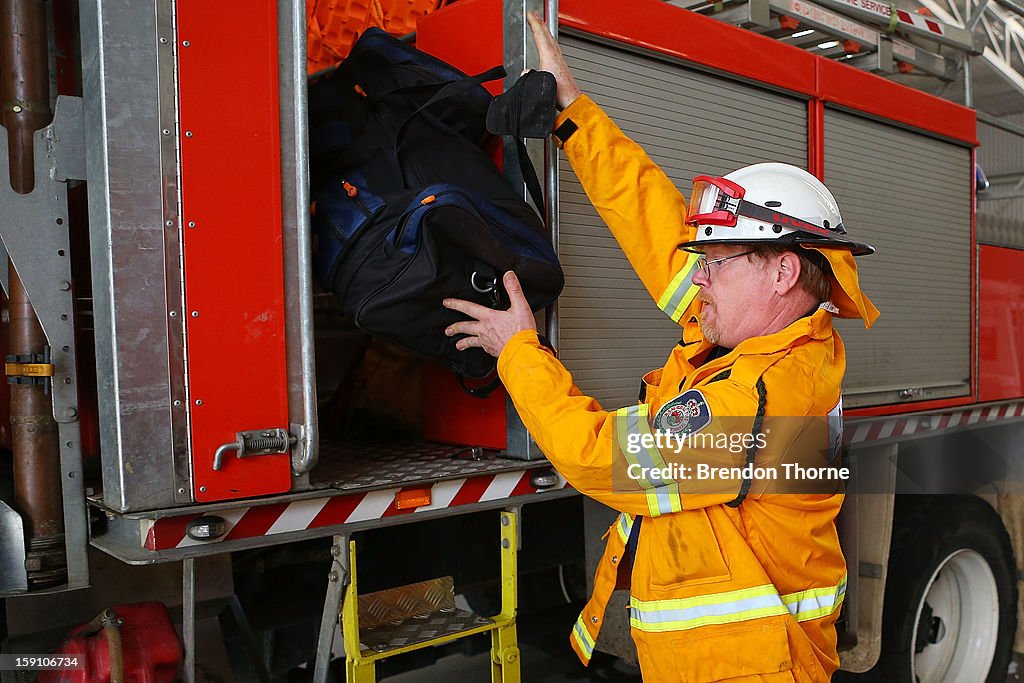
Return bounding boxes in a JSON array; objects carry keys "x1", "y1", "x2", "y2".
[
  {"x1": 513, "y1": 136, "x2": 546, "y2": 215},
  {"x1": 390, "y1": 66, "x2": 546, "y2": 214},
  {"x1": 459, "y1": 371, "x2": 502, "y2": 399},
  {"x1": 394, "y1": 65, "x2": 507, "y2": 153}
]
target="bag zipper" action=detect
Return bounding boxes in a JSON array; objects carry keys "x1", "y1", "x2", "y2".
[{"x1": 341, "y1": 179, "x2": 371, "y2": 216}]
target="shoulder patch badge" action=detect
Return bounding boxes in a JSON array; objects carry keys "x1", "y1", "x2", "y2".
[{"x1": 653, "y1": 390, "x2": 712, "y2": 435}]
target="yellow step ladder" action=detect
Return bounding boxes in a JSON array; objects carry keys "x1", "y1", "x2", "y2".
[{"x1": 313, "y1": 510, "x2": 521, "y2": 682}]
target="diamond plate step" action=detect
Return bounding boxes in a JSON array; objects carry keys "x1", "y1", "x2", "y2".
[{"x1": 354, "y1": 576, "x2": 496, "y2": 656}]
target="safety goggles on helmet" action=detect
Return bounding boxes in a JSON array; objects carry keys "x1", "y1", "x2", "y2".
[{"x1": 686, "y1": 175, "x2": 845, "y2": 239}]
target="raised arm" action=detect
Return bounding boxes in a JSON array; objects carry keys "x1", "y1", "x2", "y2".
[{"x1": 528, "y1": 13, "x2": 702, "y2": 324}]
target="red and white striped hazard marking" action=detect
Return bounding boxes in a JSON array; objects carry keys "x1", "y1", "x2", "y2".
[
  {"x1": 830, "y1": 0, "x2": 947, "y2": 36},
  {"x1": 845, "y1": 401, "x2": 1024, "y2": 446},
  {"x1": 143, "y1": 469, "x2": 569, "y2": 551},
  {"x1": 893, "y1": 8, "x2": 945, "y2": 36}
]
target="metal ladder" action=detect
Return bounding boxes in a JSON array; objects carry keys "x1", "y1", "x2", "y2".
[
  {"x1": 312, "y1": 510, "x2": 522, "y2": 683},
  {"x1": 670, "y1": 0, "x2": 976, "y2": 80}
]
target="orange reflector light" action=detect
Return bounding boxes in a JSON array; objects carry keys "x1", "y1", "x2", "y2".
[
  {"x1": 897, "y1": 61, "x2": 913, "y2": 73},
  {"x1": 842, "y1": 40, "x2": 861, "y2": 53},
  {"x1": 342, "y1": 180, "x2": 358, "y2": 197},
  {"x1": 420, "y1": 195, "x2": 436, "y2": 205},
  {"x1": 354, "y1": 84, "x2": 367, "y2": 97},
  {"x1": 779, "y1": 15, "x2": 800, "y2": 29},
  {"x1": 396, "y1": 488, "x2": 432, "y2": 510}
]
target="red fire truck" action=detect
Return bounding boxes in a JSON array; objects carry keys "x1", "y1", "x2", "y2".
[{"x1": 1, "y1": 0, "x2": 1021, "y2": 681}]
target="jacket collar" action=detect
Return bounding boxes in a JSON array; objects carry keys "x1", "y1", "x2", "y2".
[{"x1": 683, "y1": 308, "x2": 834, "y2": 388}]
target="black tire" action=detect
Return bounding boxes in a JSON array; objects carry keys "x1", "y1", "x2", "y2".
[{"x1": 873, "y1": 496, "x2": 1017, "y2": 683}]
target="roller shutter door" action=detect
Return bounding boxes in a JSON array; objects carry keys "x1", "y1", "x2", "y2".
[
  {"x1": 825, "y1": 108, "x2": 972, "y2": 406},
  {"x1": 558, "y1": 36, "x2": 808, "y2": 407}
]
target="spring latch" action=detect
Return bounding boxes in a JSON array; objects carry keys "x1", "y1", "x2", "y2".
[{"x1": 212, "y1": 428, "x2": 296, "y2": 471}]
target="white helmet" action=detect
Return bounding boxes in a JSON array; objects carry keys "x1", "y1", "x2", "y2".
[{"x1": 678, "y1": 162, "x2": 873, "y2": 256}]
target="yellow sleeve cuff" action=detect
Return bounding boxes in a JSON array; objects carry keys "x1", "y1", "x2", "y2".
[
  {"x1": 497, "y1": 329, "x2": 550, "y2": 379},
  {"x1": 553, "y1": 94, "x2": 597, "y2": 148}
]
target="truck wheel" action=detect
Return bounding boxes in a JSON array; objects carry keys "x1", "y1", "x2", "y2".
[{"x1": 878, "y1": 497, "x2": 1017, "y2": 683}]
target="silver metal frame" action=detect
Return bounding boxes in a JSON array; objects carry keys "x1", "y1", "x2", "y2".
[
  {"x1": 0, "y1": 96, "x2": 90, "y2": 592},
  {"x1": 80, "y1": 0, "x2": 185, "y2": 512},
  {"x1": 919, "y1": 0, "x2": 1024, "y2": 98},
  {"x1": 502, "y1": 0, "x2": 558, "y2": 461},
  {"x1": 313, "y1": 535, "x2": 348, "y2": 681},
  {"x1": 155, "y1": 0, "x2": 193, "y2": 506},
  {"x1": 278, "y1": 0, "x2": 319, "y2": 478}
]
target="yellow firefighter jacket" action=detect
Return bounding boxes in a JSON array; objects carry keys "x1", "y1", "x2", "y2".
[{"x1": 496, "y1": 96, "x2": 858, "y2": 682}]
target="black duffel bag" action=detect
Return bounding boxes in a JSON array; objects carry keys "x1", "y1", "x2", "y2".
[{"x1": 308, "y1": 28, "x2": 563, "y2": 393}]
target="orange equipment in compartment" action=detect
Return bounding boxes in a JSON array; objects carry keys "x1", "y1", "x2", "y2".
[{"x1": 307, "y1": 0, "x2": 445, "y2": 73}]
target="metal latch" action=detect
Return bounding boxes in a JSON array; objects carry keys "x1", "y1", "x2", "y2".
[{"x1": 213, "y1": 428, "x2": 297, "y2": 471}]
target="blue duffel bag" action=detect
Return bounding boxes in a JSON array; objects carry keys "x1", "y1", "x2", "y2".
[{"x1": 308, "y1": 28, "x2": 563, "y2": 392}]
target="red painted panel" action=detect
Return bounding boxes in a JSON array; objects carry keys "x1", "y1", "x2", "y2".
[
  {"x1": 422, "y1": 363, "x2": 507, "y2": 450},
  {"x1": 559, "y1": 0, "x2": 817, "y2": 96},
  {"x1": 418, "y1": 0, "x2": 504, "y2": 95},
  {"x1": 971, "y1": 148, "x2": 978, "y2": 401},
  {"x1": 846, "y1": 396, "x2": 975, "y2": 418},
  {"x1": 817, "y1": 59, "x2": 975, "y2": 144},
  {"x1": 419, "y1": 3, "x2": 509, "y2": 448},
  {"x1": 979, "y1": 245, "x2": 1024, "y2": 402},
  {"x1": 808, "y1": 99, "x2": 824, "y2": 179},
  {"x1": 177, "y1": 0, "x2": 291, "y2": 502}
]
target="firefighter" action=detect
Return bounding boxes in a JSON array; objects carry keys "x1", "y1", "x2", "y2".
[{"x1": 443, "y1": 14, "x2": 879, "y2": 682}]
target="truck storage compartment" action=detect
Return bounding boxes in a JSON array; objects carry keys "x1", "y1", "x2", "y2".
[
  {"x1": 309, "y1": 295, "x2": 529, "y2": 498},
  {"x1": 825, "y1": 109, "x2": 972, "y2": 407},
  {"x1": 77, "y1": 0, "x2": 549, "y2": 516},
  {"x1": 557, "y1": 36, "x2": 809, "y2": 407}
]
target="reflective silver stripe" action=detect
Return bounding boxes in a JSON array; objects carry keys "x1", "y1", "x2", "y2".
[
  {"x1": 572, "y1": 615, "x2": 596, "y2": 659},
  {"x1": 629, "y1": 578, "x2": 849, "y2": 634},
  {"x1": 657, "y1": 256, "x2": 701, "y2": 323},
  {"x1": 620, "y1": 407, "x2": 668, "y2": 486},
  {"x1": 630, "y1": 585, "x2": 788, "y2": 633},
  {"x1": 616, "y1": 513, "x2": 634, "y2": 544},
  {"x1": 616, "y1": 405, "x2": 681, "y2": 516},
  {"x1": 782, "y1": 577, "x2": 848, "y2": 622}
]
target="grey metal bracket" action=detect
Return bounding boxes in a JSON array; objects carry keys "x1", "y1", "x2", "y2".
[
  {"x1": 0, "y1": 501, "x2": 28, "y2": 595},
  {"x1": 0, "y1": 94, "x2": 85, "y2": 425},
  {"x1": 0, "y1": 94, "x2": 91, "y2": 593}
]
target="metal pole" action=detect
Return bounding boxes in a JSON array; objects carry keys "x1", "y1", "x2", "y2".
[
  {"x1": 0, "y1": 0, "x2": 66, "y2": 589},
  {"x1": 965, "y1": 55, "x2": 973, "y2": 106},
  {"x1": 544, "y1": 0, "x2": 559, "y2": 350},
  {"x1": 313, "y1": 535, "x2": 348, "y2": 682},
  {"x1": 966, "y1": 0, "x2": 990, "y2": 30},
  {"x1": 183, "y1": 558, "x2": 196, "y2": 683}
]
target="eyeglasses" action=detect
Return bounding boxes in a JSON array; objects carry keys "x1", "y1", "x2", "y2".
[{"x1": 696, "y1": 250, "x2": 756, "y2": 281}]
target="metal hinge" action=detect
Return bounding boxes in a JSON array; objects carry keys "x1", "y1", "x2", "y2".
[{"x1": 212, "y1": 428, "x2": 297, "y2": 471}]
